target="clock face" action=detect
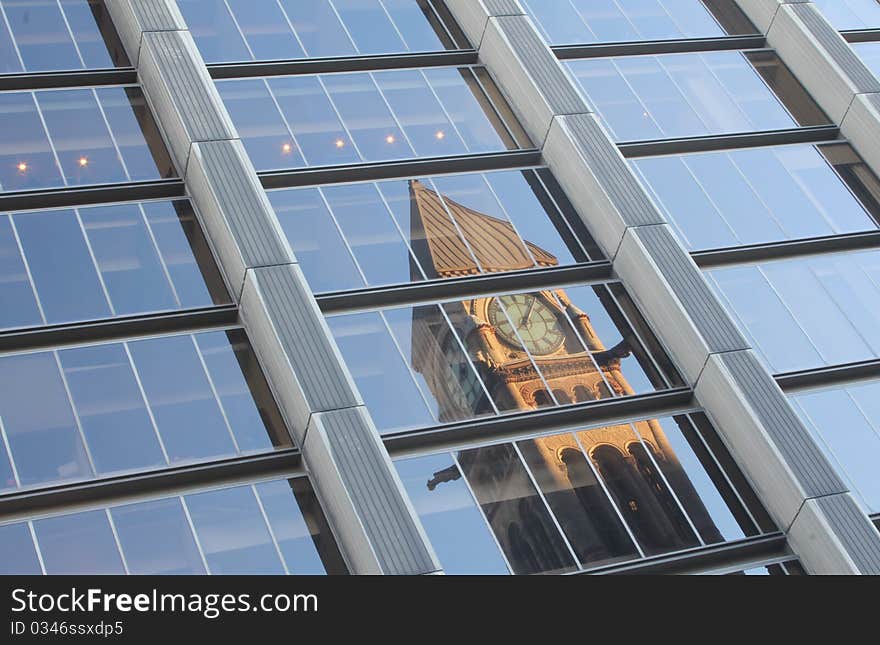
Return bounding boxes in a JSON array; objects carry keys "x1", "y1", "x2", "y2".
[{"x1": 487, "y1": 294, "x2": 566, "y2": 356}]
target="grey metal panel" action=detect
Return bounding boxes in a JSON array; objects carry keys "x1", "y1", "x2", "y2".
[
  {"x1": 240, "y1": 265, "x2": 363, "y2": 443},
  {"x1": 138, "y1": 30, "x2": 237, "y2": 169},
  {"x1": 304, "y1": 407, "x2": 440, "y2": 575},
  {"x1": 788, "y1": 494, "x2": 880, "y2": 574},
  {"x1": 484, "y1": 0, "x2": 524, "y2": 13},
  {"x1": 105, "y1": 0, "x2": 185, "y2": 65},
  {"x1": 443, "y1": 0, "x2": 525, "y2": 47},
  {"x1": 542, "y1": 114, "x2": 665, "y2": 256},
  {"x1": 735, "y1": 0, "x2": 808, "y2": 33},
  {"x1": 187, "y1": 140, "x2": 295, "y2": 297}
]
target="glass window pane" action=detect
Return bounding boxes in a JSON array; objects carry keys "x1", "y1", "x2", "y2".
[
  {"x1": 111, "y1": 497, "x2": 206, "y2": 574},
  {"x1": 185, "y1": 485, "x2": 285, "y2": 574},
  {"x1": 0, "y1": 351, "x2": 92, "y2": 486},
  {"x1": 226, "y1": 0, "x2": 303, "y2": 61},
  {"x1": 0, "y1": 214, "x2": 42, "y2": 329},
  {"x1": 3, "y1": 0, "x2": 80, "y2": 72},
  {"x1": 58, "y1": 343, "x2": 165, "y2": 475},
  {"x1": 59, "y1": 0, "x2": 123, "y2": 68},
  {"x1": 813, "y1": 0, "x2": 880, "y2": 30},
  {"x1": 0, "y1": 522, "x2": 41, "y2": 574},
  {"x1": 383, "y1": 0, "x2": 446, "y2": 51},
  {"x1": 177, "y1": 0, "x2": 251, "y2": 63},
  {"x1": 396, "y1": 453, "x2": 509, "y2": 574},
  {"x1": 0, "y1": 92, "x2": 63, "y2": 192},
  {"x1": 96, "y1": 87, "x2": 171, "y2": 182},
  {"x1": 279, "y1": 0, "x2": 354, "y2": 57},
  {"x1": 255, "y1": 479, "x2": 327, "y2": 575},
  {"x1": 855, "y1": 42, "x2": 880, "y2": 78},
  {"x1": 458, "y1": 443, "x2": 578, "y2": 574},
  {"x1": 0, "y1": 10, "x2": 22, "y2": 74},
  {"x1": 33, "y1": 510, "x2": 125, "y2": 574},
  {"x1": 332, "y1": 0, "x2": 406, "y2": 55}
]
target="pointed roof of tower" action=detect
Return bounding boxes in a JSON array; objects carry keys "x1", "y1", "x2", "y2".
[{"x1": 409, "y1": 179, "x2": 558, "y2": 279}]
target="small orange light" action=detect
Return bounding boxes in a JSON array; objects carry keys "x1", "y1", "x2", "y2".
[
  {"x1": 16, "y1": 161, "x2": 27, "y2": 173},
  {"x1": 435, "y1": 130, "x2": 445, "y2": 140},
  {"x1": 78, "y1": 156, "x2": 89, "y2": 167},
  {"x1": 335, "y1": 138, "x2": 345, "y2": 149},
  {"x1": 385, "y1": 134, "x2": 396, "y2": 144},
  {"x1": 281, "y1": 143, "x2": 292, "y2": 154}
]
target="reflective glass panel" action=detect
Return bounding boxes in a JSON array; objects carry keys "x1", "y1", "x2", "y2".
[
  {"x1": 854, "y1": 41, "x2": 880, "y2": 79},
  {"x1": 398, "y1": 414, "x2": 762, "y2": 574},
  {"x1": 565, "y1": 51, "x2": 803, "y2": 142},
  {"x1": 327, "y1": 282, "x2": 678, "y2": 434},
  {"x1": 522, "y1": 0, "x2": 740, "y2": 46},
  {"x1": 179, "y1": 0, "x2": 456, "y2": 64},
  {"x1": 790, "y1": 379, "x2": 880, "y2": 514},
  {"x1": 0, "y1": 86, "x2": 174, "y2": 193},
  {"x1": 0, "y1": 330, "x2": 289, "y2": 491},
  {"x1": 0, "y1": 199, "x2": 228, "y2": 330},
  {"x1": 0, "y1": 0, "x2": 127, "y2": 73},
  {"x1": 632, "y1": 143, "x2": 879, "y2": 251},
  {"x1": 707, "y1": 249, "x2": 880, "y2": 373},
  {"x1": 1, "y1": 474, "x2": 346, "y2": 575},
  {"x1": 216, "y1": 67, "x2": 518, "y2": 171},
  {"x1": 813, "y1": 0, "x2": 880, "y2": 30},
  {"x1": 268, "y1": 169, "x2": 590, "y2": 293}
]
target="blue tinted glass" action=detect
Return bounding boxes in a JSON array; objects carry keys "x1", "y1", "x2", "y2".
[
  {"x1": 855, "y1": 41, "x2": 880, "y2": 78},
  {"x1": 279, "y1": 0, "x2": 355, "y2": 58},
  {"x1": 332, "y1": 0, "x2": 406, "y2": 54},
  {"x1": 0, "y1": 351, "x2": 93, "y2": 486},
  {"x1": 176, "y1": 0, "x2": 251, "y2": 63},
  {"x1": 0, "y1": 5, "x2": 22, "y2": 73},
  {"x1": 59, "y1": 343, "x2": 165, "y2": 475},
  {"x1": 111, "y1": 497, "x2": 206, "y2": 574},
  {"x1": 383, "y1": 0, "x2": 446, "y2": 51},
  {"x1": 96, "y1": 87, "x2": 169, "y2": 182},
  {"x1": 0, "y1": 92, "x2": 63, "y2": 192},
  {"x1": 127, "y1": 334, "x2": 237, "y2": 462},
  {"x1": 255, "y1": 479, "x2": 327, "y2": 574},
  {"x1": 2, "y1": 0, "x2": 79, "y2": 71},
  {"x1": 59, "y1": 0, "x2": 121, "y2": 68},
  {"x1": 226, "y1": 0, "x2": 304, "y2": 61},
  {"x1": 185, "y1": 485, "x2": 285, "y2": 574},
  {"x1": 813, "y1": 0, "x2": 880, "y2": 30},
  {"x1": 0, "y1": 522, "x2": 41, "y2": 574},
  {"x1": 397, "y1": 453, "x2": 509, "y2": 574},
  {"x1": 34, "y1": 510, "x2": 125, "y2": 574},
  {"x1": 0, "y1": 215, "x2": 42, "y2": 329}
]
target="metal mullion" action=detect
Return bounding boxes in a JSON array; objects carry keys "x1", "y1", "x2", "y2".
[
  {"x1": 0, "y1": 416, "x2": 21, "y2": 488},
  {"x1": 73, "y1": 206, "x2": 117, "y2": 317},
  {"x1": 104, "y1": 507, "x2": 132, "y2": 574},
  {"x1": 373, "y1": 308, "x2": 443, "y2": 426},
  {"x1": 313, "y1": 74, "x2": 370, "y2": 161},
  {"x1": 367, "y1": 71, "x2": 419, "y2": 157},
  {"x1": 511, "y1": 440, "x2": 583, "y2": 570},
  {"x1": 604, "y1": 284, "x2": 675, "y2": 389},
  {"x1": 570, "y1": 428, "x2": 647, "y2": 558},
  {"x1": 372, "y1": 181, "x2": 430, "y2": 281},
  {"x1": 544, "y1": 290, "x2": 619, "y2": 400},
  {"x1": 179, "y1": 495, "x2": 213, "y2": 574},
  {"x1": 27, "y1": 521, "x2": 48, "y2": 574},
  {"x1": 250, "y1": 483, "x2": 291, "y2": 575},
  {"x1": 436, "y1": 303, "x2": 501, "y2": 416},
  {"x1": 626, "y1": 420, "x2": 707, "y2": 547},
  {"x1": 90, "y1": 86, "x2": 133, "y2": 182},
  {"x1": 415, "y1": 67, "x2": 471, "y2": 152},
  {"x1": 449, "y1": 450, "x2": 514, "y2": 574},
  {"x1": 136, "y1": 202, "x2": 183, "y2": 309},
  {"x1": 7, "y1": 214, "x2": 47, "y2": 325},
  {"x1": 0, "y1": 2, "x2": 24, "y2": 70},
  {"x1": 190, "y1": 334, "x2": 243, "y2": 454},
  {"x1": 795, "y1": 146, "x2": 873, "y2": 234},
  {"x1": 423, "y1": 176, "x2": 486, "y2": 274},
  {"x1": 259, "y1": 77, "x2": 309, "y2": 166},
  {"x1": 54, "y1": 0, "x2": 87, "y2": 69},
  {"x1": 551, "y1": 35, "x2": 767, "y2": 60},
  {"x1": 51, "y1": 350, "x2": 99, "y2": 477},
  {"x1": 220, "y1": 0, "x2": 258, "y2": 60},
  {"x1": 741, "y1": 51, "x2": 804, "y2": 127},
  {"x1": 122, "y1": 341, "x2": 171, "y2": 465},
  {"x1": 314, "y1": 185, "x2": 371, "y2": 286},
  {"x1": 30, "y1": 91, "x2": 69, "y2": 188},
  {"x1": 776, "y1": 358, "x2": 880, "y2": 392},
  {"x1": 422, "y1": 0, "x2": 459, "y2": 49},
  {"x1": 494, "y1": 296, "x2": 561, "y2": 406}
]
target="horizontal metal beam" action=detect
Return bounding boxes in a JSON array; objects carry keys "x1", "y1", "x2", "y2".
[
  {"x1": 841, "y1": 29, "x2": 880, "y2": 44},
  {"x1": 692, "y1": 230, "x2": 880, "y2": 269},
  {"x1": 776, "y1": 359, "x2": 880, "y2": 392},
  {"x1": 0, "y1": 179, "x2": 186, "y2": 212},
  {"x1": 208, "y1": 50, "x2": 478, "y2": 79},
  {"x1": 0, "y1": 306, "x2": 239, "y2": 354},
  {"x1": 587, "y1": 533, "x2": 789, "y2": 575},
  {"x1": 0, "y1": 68, "x2": 137, "y2": 91},
  {"x1": 0, "y1": 449, "x2": 303, "y2": 523},
  {"x1": 618, "y1": 125, "x2": 841, "y2": 158},
  {"x1": 383, "y1": 388, "x2": 695, "y2": 457},
  {"x1": 552, "y1": 35, "x2": 766, "y2": 60},
  {"x1": 259, "y1": 150, "x2": 543, "y2": 189},
  {"x1": 316, "y1": 262, "x2": 613, "y2": 314}
]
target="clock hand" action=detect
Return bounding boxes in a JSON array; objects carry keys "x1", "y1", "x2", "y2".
[{"x1": 520, "y1": 298, "x2": 536, "y2": 327}]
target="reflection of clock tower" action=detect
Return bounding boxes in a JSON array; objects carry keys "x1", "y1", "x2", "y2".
[{"x1": 408, "y1": 179, "x2": 724, "y2": 567}]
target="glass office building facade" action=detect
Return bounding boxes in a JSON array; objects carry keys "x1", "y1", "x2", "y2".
[{"x1": 0, "y1": 0, "x2": 878, "y2": 576}]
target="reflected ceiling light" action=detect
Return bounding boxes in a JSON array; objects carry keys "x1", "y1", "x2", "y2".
[
  {"x1": 435, "y1": 130, "x2": 445, "y2": 140},
  {"x1": 335, "y1": 138, "x2": 345, "y2": 148},
  {"x1": 385, "y1": 134, "x2": 396, "y2": 144},
  {"x1": 16, "y1": 161, "x2": 27, "y2": 172},
  {"x1": 281, "y1": 143, "x2": 292, "y2": 154},
  {"x1": 78, "y1": 156, "x2": 89, "y2": 167}
]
